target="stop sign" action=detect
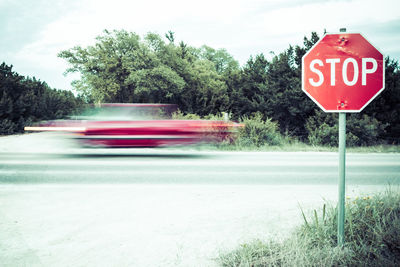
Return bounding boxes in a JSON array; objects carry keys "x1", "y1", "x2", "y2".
[{"x1": 302, "y1": 33, "x2": 385, "y2": 112}]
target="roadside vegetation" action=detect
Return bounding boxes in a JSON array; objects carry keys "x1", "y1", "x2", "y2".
[
  {"x1": 1, "y1": 29, "x2": 399, "y2": 147},
  {"x1": 0, "y1": 63, "x2": 85, "y2": 135},
  {"x1": 218, "y1": 189, "x2": 400, "y2": 267},
  {"x1": 56, "y1": 29, "x2": 400, "y2": 147},
  {"x1": 172, "y1": 111, "x2": 400, "y2": 152}
]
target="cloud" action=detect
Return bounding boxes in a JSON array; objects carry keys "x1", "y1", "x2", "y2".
[
  {"x1": 14, "y1": 0, "x2": 400, "y2": 54},
  {"x1": 4, "y1": 0, "x2": 400, "y2": 90}
]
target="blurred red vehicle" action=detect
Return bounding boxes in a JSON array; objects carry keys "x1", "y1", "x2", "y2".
[{"x1": 25, "y1": 104, "x2": 242, "y2": 148}]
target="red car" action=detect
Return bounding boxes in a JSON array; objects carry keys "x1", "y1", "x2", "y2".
[{"x1": 25, "y1": 104, "x2": 242, "y2": 148}]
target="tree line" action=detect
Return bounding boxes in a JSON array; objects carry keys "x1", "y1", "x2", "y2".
[
  {"x1": 1, "y1": 29, "x2": 399, "y2": 145},
  {"x1": 0, "y1": 62, "x2": 84, "y2": 134},
  {"x1": 59, "y1": 30, "x2": 400, "y2": 145}
]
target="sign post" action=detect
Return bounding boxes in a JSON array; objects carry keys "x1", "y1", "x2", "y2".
[
  {"x1": 337, "y1": 27, "x2": 347, "y2": 247},
  {"x1": 338, "y1": 112, "x2": 346, "y2": 245},
  {"x1": 302, "y1": 29, "x2": 384, "y2": 246}
]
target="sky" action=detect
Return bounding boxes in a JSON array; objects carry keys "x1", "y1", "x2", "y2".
[{"x1": 1, "y1": 0, "x2": 400, "y2": 91}]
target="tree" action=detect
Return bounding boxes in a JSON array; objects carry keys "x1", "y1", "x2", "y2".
[
  {"x1": 165, "y1": 31, "x2": 175, "y2": 43},
  {"x1": 229, "y1": 33, "x2": 320, "y2": 139},
  {"x1": 264, "y1": 45, "x2": 315, "y2": 138},
  {"x1": 59, "y1": 30, "x2": 234, "y2": 116},
  {"x1": 230, "y1": 54, "x2": 269, "y2": 117},
  {"x1": 0, "y1": 62, "x2": 84, "y2": 134},
  {"x1": 183, "y1": 60, "x2": 229, "y2": 115},
  {"x1": 57, "y1": 29, "x2": 400, "y2": 145},
  {"x1": 59, "y1": 30, "x2": 151, "y2": 103},
  {"x1": 199, "y1": 45, "x2": 239, "y2": 74},
  {"x1": 363, "y1": 56, "x2": 400, "y2": 143},
  {"x1": 128, "y1": 65, "x2": 185, "y2": 103}
]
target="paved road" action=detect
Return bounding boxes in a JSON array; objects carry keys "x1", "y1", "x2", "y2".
[
  {"x1": 1, "y1": 149, "x2": 399, "y2": 185},
  {"x1": 0, "y1": 133, "x2": 399, "y2": 266},
  {"x1": 1, "y1": 133, "x2": 399, "y2": 185}
]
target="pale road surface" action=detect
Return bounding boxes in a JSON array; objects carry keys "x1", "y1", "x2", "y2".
[{"x1": 0, "y1": 133, "x2": 399, "y2": 266}]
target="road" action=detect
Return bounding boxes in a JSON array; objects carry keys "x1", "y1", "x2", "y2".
[
  {"x1": 1, "y1": 149, "x2": 400, "y2": 185},
  {"x1": 0, "y1": 133, "x2": 399, "y2": 266}
]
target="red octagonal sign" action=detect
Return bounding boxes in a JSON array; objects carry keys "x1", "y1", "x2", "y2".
[{"x1": 302, "y1": 33, "x2": 385, "y2": 112}]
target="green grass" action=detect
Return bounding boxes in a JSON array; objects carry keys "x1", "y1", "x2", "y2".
[
  {"x1": 346, "y1": 145, "x2": 400, "y2": 153},
  {"x1": 206, "y1": 141, "x2": 400, "y2": 153},
  {"x1": 218, "y1": 188, "x2": 400, "y2": 266}
]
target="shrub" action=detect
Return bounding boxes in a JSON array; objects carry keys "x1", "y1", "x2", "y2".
[
  {"x1": 172, "y1": 111, "x2": 285, "y2": 148},
  {"x1": 236, "y1": 112, "x2": 284, "y2": 147},
  {"x1": 172, "y1": 110, "x2": 201, "y2": 120},
  {"x1": 0, "y1": 118, "x2": 17, "y2": 134},
  {"x1": 347, "y1": 114, "x2": 388, "y2": 146},
  {"x1": 305, "y1": 111, "x2": 388, "y2": 147}
]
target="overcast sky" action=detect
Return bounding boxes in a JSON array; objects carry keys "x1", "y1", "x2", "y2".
[{"x1": 1, "y1": 0, "x2": 399, "y2": 91}]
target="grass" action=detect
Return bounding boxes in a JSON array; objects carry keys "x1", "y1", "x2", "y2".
[
  {"x1": 205, "y1": 141, "x2": 400, "y2": 153},
  {"x1": 218, "y1": 188, "x2": 400, "y2": 267},
  {"x1": 346, "y1": 145, "x2": 400, "y2": 153}
]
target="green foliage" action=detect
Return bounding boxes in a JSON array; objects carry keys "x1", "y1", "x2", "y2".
[
  {"x1": 0, "y1": 62, "x2": 84, "y2": 135},
  {"x1": 59, "y1": 30, "x2": 145, "y2": 103},
  {"x1": 59, "y1": 30, "x2": 237, "y2": 116},
  {"x1": 58, "y1": 29, "x2": 400, "y2": 146},
  {"x1": 219, "y1": 189, "x2": 400, "y2": 266},
  {"x1": 129, "y1": 65, "x2": 185, "y2": 103},
  {"x1": 306, "y1": 110, "x2": 388, "y2": 147},
  {"x1": 171, "y1": 110, "x2": 201, "y2": 120},
  {"x1": 3, "y1": 29, "x2": 400, "y2": 145},
  {"x1": 236, "y1": 113, "x2": 283, "y2": 147},
  {"x1": 228, "y1": 34, "x2": 318, "y2": 139},
  {"x1": 0, "y1": 118, "x2": 17, "y2": 134},
  {"x1": 363, "y1": 57, "x2": 400, "y2": 144},
  {"x1": 199, "y1": 45, "x2": 239, "y2": 75},
  {"x1": 230, "y1": 54, "x2": 269, "y2": 117},
  {"x1": 172, "y1": 111, "x2": 285, "y2": 148},
  {"x1": 263, "y1": 46, "x2": 315, "y2": 138}
]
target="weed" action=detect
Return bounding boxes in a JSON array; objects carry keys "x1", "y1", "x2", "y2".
[{"x1": 218, "y1": 189, "x2": 400, "y2": 266}]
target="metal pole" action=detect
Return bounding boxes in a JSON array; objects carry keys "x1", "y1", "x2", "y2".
[{"x1": 338, "y1": 112, "x2": 346, "y2": 246}]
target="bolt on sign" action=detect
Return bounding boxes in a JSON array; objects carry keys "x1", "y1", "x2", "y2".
[{"x1": 302, "y1": 33, "x2": 385, "y2": 112}]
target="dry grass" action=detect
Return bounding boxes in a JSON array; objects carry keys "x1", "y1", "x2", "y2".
[{"x1": 218, "y1": 188, "x2": 400, "y2": 266}]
